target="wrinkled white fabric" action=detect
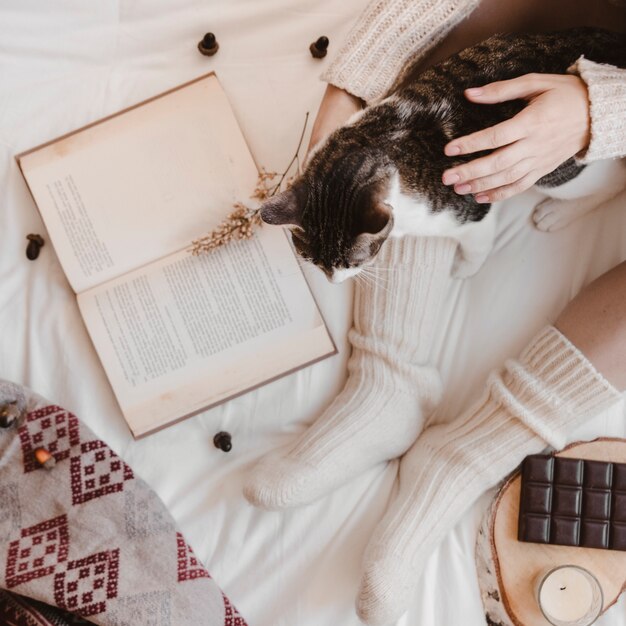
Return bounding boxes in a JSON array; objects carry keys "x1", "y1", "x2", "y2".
[{"x1": 1, "y1": 2, "x2": 626, "y2": 625}]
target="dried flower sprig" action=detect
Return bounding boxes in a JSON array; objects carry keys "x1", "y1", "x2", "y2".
[{"x1": 190, "y1": 112, "x2": 309, "y2": 256}]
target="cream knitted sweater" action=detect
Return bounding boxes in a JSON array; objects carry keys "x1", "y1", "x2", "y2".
[{"x1": 322, "y1": 0, "x2": 626, "y2": 162}]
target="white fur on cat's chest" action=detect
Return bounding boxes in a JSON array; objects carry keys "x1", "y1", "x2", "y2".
[
  {"x1": 382, "y1": 160, "x2": 626, "y2": 278},
  {"x1": 385, "y1": 172, "x2": 497, "y2": 277}
]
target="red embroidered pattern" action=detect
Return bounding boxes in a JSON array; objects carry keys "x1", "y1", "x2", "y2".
[
  {"x1": 223, "y1": 593, "x2": 247, "y2": 626},
  {"x1": 5, "y1": 514, "x2": 69, "y2": 588},
  {"x1": 70, "y1": 441, "x2": 133, "y2": 506},
  {"x1": 176, "y1": 532, "x2": 210, "y2": 582},
  {"x1": 19, "y1": 406, "x2": 80, "y2": 473},
  {"x1": 54, "y1": 548, "x2": 120, "y2": 617}
]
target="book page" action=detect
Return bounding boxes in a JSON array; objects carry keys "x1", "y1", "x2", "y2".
[
  {"x1": 17, "y1": 74, "x2": 257, "y2": 293},
  {"x1": 77, "y1": 226, "x2": 335, "y2": 438}
]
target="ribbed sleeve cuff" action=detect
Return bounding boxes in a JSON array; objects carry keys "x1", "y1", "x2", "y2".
[
  {"x1": 321, "y1": 0, "x2": 480, "y2": 104},
  {"x1": 569, "y1": 57, "x2": 626, "y2": 163},
  {"x1": 493, "y1": 326, "x2": 622, "y2": 448},
  {"x1": 375, "y1": 236, "x2": 457, "y2": 268}
]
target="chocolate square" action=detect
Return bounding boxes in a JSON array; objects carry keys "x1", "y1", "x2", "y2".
[
  {"x1": 551, "y1": 516, "x2": 580, "y2": 546},
  {"x1": 614, "y1": 464, "x2": 626, "y2": 492},
  {"x1": 583, "y1": 489, "x2": 611, "y2": 519},
  {"x1": 585, "y1": 460, "x2": 613, "y2": 489},
  {"x1": 523, "y1": 455, "x2": 554, "y2": 483},
  {"x1": 552, "y1": 486, "x2": 582, "y2": 517},
  {"x1": 610, "y1": 522, "x2": 626, "y2": 551},
  {"x1": 554, "y1": 457, "x2": 583, "y2": 486},
  {"x1": 518, "y1": 514, "x2": 550, "y2": 543},
  {"x1": 613, "y1": 493, "x2": 626, "y2": 522},
  {"x1": 581, "y1": 520, "x2": 610, "y2": 549},
  {"x1": 523, "y1": 484, "x2": 552, "y2": 514}
]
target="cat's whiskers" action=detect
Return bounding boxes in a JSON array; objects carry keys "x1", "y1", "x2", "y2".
[
  {"x1": 356, "y1": 270, "x2": 390, "y2": 293},
  {"x1": 360, "y1": 267, "x2": 392, "y2": 280},
  {"x1": 361, "y1": 265, "x2": 398, "y2": 273},
  {"x1": 359, "y1": 267, "x2": 392, "y2": 284}
]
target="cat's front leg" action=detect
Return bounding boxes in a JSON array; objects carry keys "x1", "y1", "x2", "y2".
[{"x1": 451, "y1": 207, "x2": 497, "y2": 278}]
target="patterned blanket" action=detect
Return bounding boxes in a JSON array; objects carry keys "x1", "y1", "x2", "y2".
[{"x1": 0, "y1": 380, "x2": 247, "y2": 626}]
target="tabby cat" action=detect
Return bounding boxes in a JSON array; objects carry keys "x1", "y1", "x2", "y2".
[{"x1": 260, "y1": 28, "x2": 626, "y2": 281}]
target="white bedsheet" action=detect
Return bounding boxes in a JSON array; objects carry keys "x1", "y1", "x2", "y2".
[{"x1": 1, "y1": 2, "x2": 625, "y2": 625}]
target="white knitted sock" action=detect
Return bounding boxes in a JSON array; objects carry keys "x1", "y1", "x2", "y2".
[
  {"x1": 356, "y1": 326, "x2": 623, "y2": 626},
  {"x1": 244, "y1": 236, "x2": 457, "y2": 510}
]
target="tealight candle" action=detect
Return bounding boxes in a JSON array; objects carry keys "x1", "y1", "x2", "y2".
[{"x1": 537, "y1": 566, "x2": 603, "y2": 626}]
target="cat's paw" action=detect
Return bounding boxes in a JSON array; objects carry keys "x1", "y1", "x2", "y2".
[
  {"x1": 532, "y1": 198, "x2": 578, "y2": 232},
  {"x1": 451, "y1": 247, "x2": 490, "y2": 279}
]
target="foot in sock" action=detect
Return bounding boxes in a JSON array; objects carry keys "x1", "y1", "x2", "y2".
[
  {"x1": 355, "y1": 326, "x2": 622, "y2": 625},
  {"x1": 243, "y1": 236, "x2": 457, "y2": 510}
]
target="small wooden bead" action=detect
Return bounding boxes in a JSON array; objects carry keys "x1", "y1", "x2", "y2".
[
  {"x1": 0, "y1": 403, "x2": 20, "y2": 428},
  {"x1": 213, "y1": 431, "x2": 232, "y2": 452},
  {"x1": 34, "y1": 447, "x2": 56, "y2": 470},
  {"x1": 310, "y1": 36, "x2": 329, "y2": 59},
  {"x1": 26, "y1": 234, "x2": 45, "y2": 260},
  {"x1": 198, "y1": 32, "x2": 219, "y2": 56}
]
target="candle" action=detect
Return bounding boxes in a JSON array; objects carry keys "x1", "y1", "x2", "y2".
[{"x1": 537, "y1": 566, "x2": 603, "y2": 626}]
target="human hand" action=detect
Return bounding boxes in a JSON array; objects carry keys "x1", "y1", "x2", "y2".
[
  {"x1": 441, "y1": 73, "x2": 591, "y2": 203},
  {"x1": 306, "y1": 84, "x2": 364, "y2": 158}
]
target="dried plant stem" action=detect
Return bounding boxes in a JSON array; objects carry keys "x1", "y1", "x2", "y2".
[
  {"x1": 268, "y1": 111, "x2": 310, "y2": 197},
  {"x1": 190, "y1": 112, "x2": 309, "y2": 256}
]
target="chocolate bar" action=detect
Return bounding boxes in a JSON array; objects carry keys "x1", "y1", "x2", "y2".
[{"x1": 518, "y1": 454, "x2": 626, "y2": 551}]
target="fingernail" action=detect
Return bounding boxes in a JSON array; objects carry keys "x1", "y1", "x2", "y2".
[
  {"x1": 475, "y1": 194, "x2": 489, "y2": 203},
  {"x1": 466, "y1": 88, "x2": 483, "y2": 97},
  {"x1": 455, "y1": 183, "x2": 471, "y2": 194},
  {"x1": 445, "y1": 145, "x2": 461, "y2": 156},
  {"x1": 442, "y1": 173, "x2": 460, "y2": 185}
]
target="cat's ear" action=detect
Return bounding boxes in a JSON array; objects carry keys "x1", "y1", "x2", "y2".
[
  {"x1": 353, "y1": 200, "x2": 392, "y2": 235},
  {"x1": 260, "y1": 187, "x2": 303, "y2": 227},
  {"x1": 350, "y1": 214, "x2": 393, "y2": 265}
]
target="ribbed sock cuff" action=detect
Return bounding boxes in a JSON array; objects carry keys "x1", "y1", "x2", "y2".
[{"x1": 491, "y1": 326, "x2": 622, "y2": 448}]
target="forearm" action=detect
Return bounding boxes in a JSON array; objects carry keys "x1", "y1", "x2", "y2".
[
  {"x1": 306, "y1": 84, "x2": 364, "y2": 154},
  {"x1": 569, "y1": 58, "x2": 626, "y2": 162},
  {"x1": 321, "y1": 0, "x2": 480, "y2": 104}
]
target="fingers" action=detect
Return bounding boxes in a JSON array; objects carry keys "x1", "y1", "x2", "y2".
[
  {"x1": 474, "y1": 171, "x2": 539, "y2": 203},
  {"x1": 444, "y1": 74, "x2": 550, "y2": 157},
  {"x1": 442, "y1": 141, "x2": 529, "y2": 186},
  {"x1": 440, "y1": 73, "x2": 585, "y2": 204},
  {"x1": 455, "y1": 158, "x2": 534, "y2": 196},
  {"x1": 444, "y1": 114, "x2": 529, "y2": 156},
  {"x1": 463, "y1": 74, "x2": 548, "y2": 104}
]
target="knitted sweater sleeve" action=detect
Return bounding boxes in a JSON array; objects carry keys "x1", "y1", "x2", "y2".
[
  {"x1": 569, "y1": 57, "x2": 626, "y2": 162},
  {"x1": 321, "y1": 0, "x2": 480, "y2": 104}
]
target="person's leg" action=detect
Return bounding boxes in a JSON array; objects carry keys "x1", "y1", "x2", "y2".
[
  {"x1": 244, "y1": 237, "x2": 457, "y2": 509},
  {"x1": 357, "y1": 263, "x2": 626, "y2": 625},
  {"x1": 557, "y1": 261, "x2": 626, "y2": 390}
]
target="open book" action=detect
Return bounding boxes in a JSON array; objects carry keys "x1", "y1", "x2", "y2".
[{"x1": 16, "y1": 72, "x2": 335, "y2": 438}]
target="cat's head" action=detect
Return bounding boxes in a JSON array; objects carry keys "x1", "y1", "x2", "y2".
[{"x1": 260, "y1": 140, "x2": 394, "y2": 283}]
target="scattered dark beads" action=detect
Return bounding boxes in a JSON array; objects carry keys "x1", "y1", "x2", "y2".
[
  {"x1": 26, "y1": 234, "x2": 45, "y2": 260},
  {"x1": 0, "y1": 402, "x2": 20, "y2": 428},
  {"x1": 310, "y1": 36, "x2": 329, "y2": 59},
  {"x1": 198, "y1": 32, "x2": 219, "y2": 56},
  {"x1": 213, "y1": 431, "x2": 232, "y2": 452}
]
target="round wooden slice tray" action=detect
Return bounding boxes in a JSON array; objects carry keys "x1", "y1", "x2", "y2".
[{"x1": 478, "y1": 438, "x2": 626, "y2": 626}]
